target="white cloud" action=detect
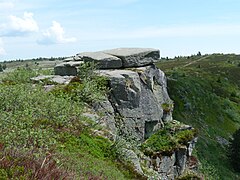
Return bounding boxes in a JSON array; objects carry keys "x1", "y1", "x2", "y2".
[
  {"x1": 0, "y1": 12, "x2": 39, "y2": 37},
  {"x1": 0, "y1": 38, "x2": 6, "y2": 55},
  {"x1": 0, "y1": 1, "x2": 14, "y2": 10},
  {"x1": 9, "y1": 12, "x2": 39, "y2": 34},
  {"x1": 38, "y1": 21, "x2": 76, "y2": 45}
]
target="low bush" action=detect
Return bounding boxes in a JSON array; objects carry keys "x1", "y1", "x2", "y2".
[{"x1": 0, "y1": 144, "x2": 74, "y2": 179}]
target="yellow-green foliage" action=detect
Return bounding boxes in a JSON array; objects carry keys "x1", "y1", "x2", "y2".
[{"x1": 161, "y1": 102, "x2": 174, "y2": 112}]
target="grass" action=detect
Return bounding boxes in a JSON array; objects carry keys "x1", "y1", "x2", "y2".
[
  {"x1": 0, "y1": 67, "x2": 137, "y2": 179},
  {"x1": 157, "y1": 53, "x2": 240, "y2": 179}
]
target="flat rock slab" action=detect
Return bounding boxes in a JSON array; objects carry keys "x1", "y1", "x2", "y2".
[
  {"x1": 103, "y1": 48, "x2": 160, "y2": 67},
  {"x1": 54, "y1": 48, "x2": 160, "y2": 76},
  {"x1": 31, "y1": 75, "x2": 74, "y2": 84},
  {"x1": 77, "y1": 51, "x2": 122, "y2": 69},
  {"x1": 56, "y1": 61, "x2": 84, "y2": 67},
  {"x1": 63, "y1": 57, "x2": 74, "y2": 62}
]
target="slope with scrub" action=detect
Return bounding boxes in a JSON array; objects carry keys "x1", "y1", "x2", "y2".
[{"x1": 157, "y1": 53, "x2": 240, "y2": 179}]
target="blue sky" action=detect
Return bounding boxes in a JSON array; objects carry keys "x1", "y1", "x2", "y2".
[{"x1": 1, "y1": 0, "x2": 240, "y2": 60}]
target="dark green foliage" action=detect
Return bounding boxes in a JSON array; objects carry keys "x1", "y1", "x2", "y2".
[{"x1": 229, "y1": 128, "x2": 240, "y2": 172}]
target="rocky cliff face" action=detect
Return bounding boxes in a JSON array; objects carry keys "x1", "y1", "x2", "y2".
[{"x1": 52, "y1": 48, "x2": 198, "y2": 179}]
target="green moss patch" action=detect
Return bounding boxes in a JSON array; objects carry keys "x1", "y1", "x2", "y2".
[{"x1": 141, "y1": 122, "x2": 197, "y2": 156}]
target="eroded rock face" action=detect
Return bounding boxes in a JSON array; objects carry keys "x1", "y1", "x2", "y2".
[{"x1": 99, "y1": 65, "x2": 171, "y2": 141}]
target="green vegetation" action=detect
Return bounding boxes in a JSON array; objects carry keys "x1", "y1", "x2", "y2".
[
  {"x1": 161, "y1": 102, "x2": 174, "y2": 112},
  {"x1": 176, "y1": 170, "x2": 202, "y2": 180},
  {"x1": 157, "y1": 53, "x2": 240, "y2": 179},
  {"x1": 52, "y1": 62, "x2": 109, "y2": 104},
  {"x1": 141, "y1": 121, "x2": 197, "y2": 156},
  {"x1": 228, "y1": 128, "x2": 240, "y2": 172},
  {"x1": 0, "y1": 64, "x2": 6, "y2": 72},
  {"x1": 0, "y1": 67, "x2": 136, "y2": 179}
]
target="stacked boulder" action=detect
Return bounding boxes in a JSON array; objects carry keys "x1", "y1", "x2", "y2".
[{"x1": 55, "y1": 48, "x2": 173, "y2": 141}]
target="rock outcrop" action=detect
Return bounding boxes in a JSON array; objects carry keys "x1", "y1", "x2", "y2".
[
  {"x1": 54, "y1": 48, "x2": 160, "y2": 75},
  {"x1": 50, "y1": 48, "x2": 198, "y2": 179},
  {"x1": 98, "y1": 65, "x2": 172, "y2": 141}
]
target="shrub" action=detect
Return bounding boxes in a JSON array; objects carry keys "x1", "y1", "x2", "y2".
[
  {"x1": 141, "y1": 123, "x2": 198, "y2": 156},
  {"x1": 1, "y1": 67, "x2": 37, "y2": 84},
  {"x1": 0, "y1": 144, "x2": 74, "y2": 179},
  {"x1": 51, "y1": 62, "x2": 109, "y2": 104},
  {"x1": 228, "y1": 128, "x2": 240, "y2": 172},
  {"x1": 161, "y1": 102, "x2": 174, "y2": 113},
  {"x1": 176, "y1": 170, "x2": 202, "y2": 180}
]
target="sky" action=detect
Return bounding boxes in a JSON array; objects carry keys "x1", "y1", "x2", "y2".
[{"x1": 1, "y1": 0, "x2": 240, "y2": 60}]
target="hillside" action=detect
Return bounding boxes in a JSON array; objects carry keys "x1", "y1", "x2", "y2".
[
  {"x1": 1, "y1": 53, "x2": 239, "y2": 179},
  {"x1": 0, "y1": 49, "x2": 200, "y2": 180},
  {"x1": 157, "y1": 54, "x2": 240, "y2": 179},
  {"x1": 0, "y1": 65, "x2": 140, "y2": 179}
]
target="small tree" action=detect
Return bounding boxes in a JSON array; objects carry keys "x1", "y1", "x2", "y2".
[
  {"x1": 0, "y1": 64, "x2": 3, "y2": 72},
  {"x1": 2, "y1": 64, "x2": 6, "y2": 70},
  {"x1": 229, "y1": 128, "x2": 240, "y2": 172}
]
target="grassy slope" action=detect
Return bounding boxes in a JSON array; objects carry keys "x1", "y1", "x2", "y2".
[
  {"x1": 157, "y1": 54, "x2": 240, "y2": 179},
  {"x1": 0, "y1": 66, "x2": 138, "y2": 179}
]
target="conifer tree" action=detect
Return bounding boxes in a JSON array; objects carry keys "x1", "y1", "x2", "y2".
[{"x1": 229, "y1": 128, "x2": 240, "y2": 172}]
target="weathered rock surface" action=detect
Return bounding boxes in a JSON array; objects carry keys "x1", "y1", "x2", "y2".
[
  {"x1": 77, "y1": 51, "x2": 122, "y2": 69},
  {"x1": 103, "y1": 48, "x2": 160, "y2": 67},
  {"x1": 54, "y1": 48, "x2": 160, "y2": 75},
  {"x1": 98, "y1": 64, "x2": 171, "y2": 141},
  {"x1": 92, "y1": 98, "x2": 117, "y2": 137},
  {"x1": 54, "y1": 61, "x2": 83, "y2": 76},
  {"x1": 31, "y1": 75, "x2": 74, "y2": 84}
]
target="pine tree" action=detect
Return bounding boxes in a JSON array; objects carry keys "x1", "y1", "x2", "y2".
[{"x1": 229, "y1": 128, "x2": 240, "y2": 172}]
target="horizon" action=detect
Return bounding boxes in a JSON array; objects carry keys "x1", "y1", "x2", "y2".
[
  {"x1": 1, "y1": 0, "x2": 240, "y2": 61},
  {"x1": 1, "y1": 51, "x2": 240, "y2": 62}
]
